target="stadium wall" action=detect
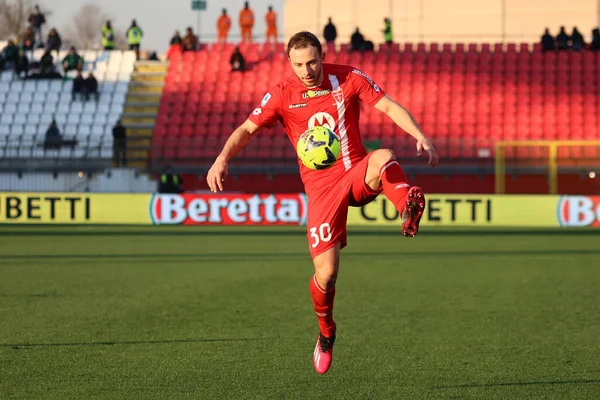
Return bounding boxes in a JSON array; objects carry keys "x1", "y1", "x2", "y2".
[
  {"x1": 180, "y1": 173, "x2": 600, "y2": 195},
  {"x1": 284, "y1": 0, "x2": 599, "y2": 45}
]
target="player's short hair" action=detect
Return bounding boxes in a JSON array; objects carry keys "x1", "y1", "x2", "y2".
[{"x1": 287, "y1": 31, "x2": 322, "y2": 58}]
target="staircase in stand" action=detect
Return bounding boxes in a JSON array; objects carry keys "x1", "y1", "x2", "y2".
[{"x1": 120, "y1": 60, "x2": 167, "y2": 169}]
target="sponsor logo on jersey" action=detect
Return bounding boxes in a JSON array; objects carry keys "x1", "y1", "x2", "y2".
[
  {"x1": 308, "y1": 112, "x2": 336, "y2": 130},
  {"x1": 252, "y1": 108, "x2": 262, "y2": 115},
  {"x1": 557, "y1": 196, "x2": 600, "y2": 227},
  {"x1": 352, "y1": 69, "x2": 381, "y2": 92},
  {"x1": 302, "y1": 89, "x2": 331, "y2": 99},
  {"x1": 149, "y1": 193, "x2": 309, "y2": 226},
  {"x1": 261, "y1": 92, "x2": 271, "y2": 106},
  {"x1": 289, "y1": 103, "x2": 307, "y2": 109}
]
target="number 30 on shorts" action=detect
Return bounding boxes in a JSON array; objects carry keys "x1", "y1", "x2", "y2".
[{"x1": 309, "y1": 223, "x2": 333, "y2": 248}]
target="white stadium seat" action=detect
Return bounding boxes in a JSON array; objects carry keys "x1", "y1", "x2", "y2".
[
  {"x1": 23, "y1": 81, "x2": 37, "y2": 92},
  {"x1": 28, "y1": 113, "x2": 41, "y2": 125},
  {"x1": 17, "y1": 103, "x2": 30, "y2": 114},
  {"x1": 65, "y1": 125, "x2": 78, "y2": 136},
  {"x1": 6, "y1": 93, "x2": 20, "y2": 104},
  {"x1": 80, "y1": 114, "x2": 94, "y2": 125},
  {"x1": 11, "y1": 124, "x2": 24, "y2": 135},
  {"x1": 40, "y1": 113, "x2": 54, "y2": 125},
  {"x1": 20, "y1": 93, "x2": 34, "y2": 103},
  {"x1": 67, "y1": 114, "x2": 81, "y2": 125},
  {"x1": 94, "y1": 114, "x2": 108, "y2": 126},
  {"x1": 14, "y1": 114, "x2": 28, "y2": 125},
  {"x1": 4, "y1": 103, "x2": 17, "y2": 114},
  {"x1": 55, "y1": 114, "x2": 67, "y2": 126},
  {"x1": 37, "y1": 81, "x2": 50, "y2": 93}
]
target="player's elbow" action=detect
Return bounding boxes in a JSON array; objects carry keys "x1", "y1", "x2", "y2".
[{"x1": 240, "y1": 119, "x2": 260, "y2": 136}]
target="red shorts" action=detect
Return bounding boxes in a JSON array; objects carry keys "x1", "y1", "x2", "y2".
[{"x1": 306, "y1": 153, "x2": 382, "y2": 258}]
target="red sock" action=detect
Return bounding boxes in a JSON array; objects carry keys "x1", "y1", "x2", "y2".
[
  {"x1": 380, "y1": 159, "x2": 410, "y2": 213},
  {"x1": 309, "y1": 275, "x2": 336, "y2": 338}
]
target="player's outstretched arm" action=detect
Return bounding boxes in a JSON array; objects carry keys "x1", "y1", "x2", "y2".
[
  {"x1": 374, "y1": 95, "x2": 439, "y2": 168},
  {"x1": 206, "y1": 119, "x2": 260, "y2": 192}
]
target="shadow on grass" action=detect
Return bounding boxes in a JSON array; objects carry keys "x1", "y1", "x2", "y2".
[
  {"x1": 433, "y1": 378, "x2": 600, "y2": 389},
  {"x1": 1, "y1": 249, "x2": 599, "y2": 262},
  {"x1": 2, "y1": 337, "x2": 261, "y2": 349}
]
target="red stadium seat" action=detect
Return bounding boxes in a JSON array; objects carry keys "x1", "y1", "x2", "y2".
[{"x1": 151, "y1": 42, "x2": 600, "y2": 165}]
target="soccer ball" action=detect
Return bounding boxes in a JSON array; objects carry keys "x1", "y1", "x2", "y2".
[{"x1": 296, "y1": 126, "x2": 341, "y2": 170}]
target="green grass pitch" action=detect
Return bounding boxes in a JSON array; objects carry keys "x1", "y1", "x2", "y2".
[{"x1": 0, "y1": 225, "x2": 599, "y2": 399}]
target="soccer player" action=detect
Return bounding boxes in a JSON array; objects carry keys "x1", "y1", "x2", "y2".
[{"x1": 207, "y1": 31, "x2": 439, "y2": 374}]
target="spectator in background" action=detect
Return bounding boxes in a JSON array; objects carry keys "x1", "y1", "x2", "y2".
[
  {"x1": 44, "y1": 119, "x2": 63, "y2": 148},
  {"x1": 39, "y1": 50, "x2": 54, "y2": 74},
  {"x1": 323, "y1": 18, "x2": 337, "y2": 45},
  {"x1": 217, "y1": 9, "x2": 231, "y2": 44},
  {"x1": 15, "y1": 50, "x2": 29, "y2": 78},
  {"x1": 0, "y1": 54, "x2": 5, "y2": 72},
  {"x1": 72, "y1": 71, "x2": 85, "y2": 100},
  {"x1": 265, "y1": 5, "x2": 277, "y2": 44},
  {"x1": 571, "y1": 27, "x2": 584, "y2": 51},
  {"x1": 350, "y1": 28, "x2": 365, "y2": 52},
  {"x1": 230, "y1": 46, "x2": 246, "y2": 72},
  {"x1": 21, "y1": 27, "x2": 35, "y2": 55},
  {"x1": 28, "y1": 5, "x2": 46, "y2": 46},
  {"x1": 591, "y1": 28, "x2": 600, "y2": 51},
  {"x1": 556, "y1": 26, "x2": 570, "y2": 50},
  {"x1": 46, "y1": 28, "x2": 62, "y2": 58},
  {"x1": 2, "y1": 40, "x2": 19, "y2": 68},
  {"x1": 541, "y1": 28, "x2": 555, "y2": 52},
  {"x1": 382, "y1": 18, "x2": 393, "y2": 45},
  {"x1": 182, "y1": 27, "x2": 199, "y2": 52},
  {"x1": 166, "y1": 31, "x2": 182, "y2": 60},
  {"x1": 62, "y1": 46, "x2": 83, "y2": 73},
  {"x1": 84, "y1": 72, "x2": 98, "y2": 101},
  {"x1": 101, "y1": 21, "x2": 115, "y2": 50},
  {"x1": 112, "y1": 120, "x2": 127, "y2": 166},
  {"x1": 239, "y1": 2, "x2": 255, "y2": 44},
  {"x1": 170, "y1": 30, "x2": 182, "y2": 46},
  {"x1": 127, "y1": 19, "x2": 144, "y2": 59},
  {"x1": 158, "y1": 167, "x2": 183, "y2": 194}
]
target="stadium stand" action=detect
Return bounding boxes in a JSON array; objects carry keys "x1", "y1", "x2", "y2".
[
  {"x1": 151, "y1": 42, "x2": 600, "y2": 166},
  {"x1": 0, "y1": 49, "x2": 135, "y2": 162}
]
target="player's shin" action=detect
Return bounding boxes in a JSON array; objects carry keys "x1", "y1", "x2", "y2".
[
  {"x1": 309, "y1": 275, "x2": 336, "y2": 338},
  {"x1": 380, "y1": 159, "x2": 410, "y2": 212}
]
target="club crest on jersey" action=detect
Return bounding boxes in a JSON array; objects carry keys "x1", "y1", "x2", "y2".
[
  {"x1": 302, "y1": 89, "x2": 331, "y2": 99},
  {"x1": 332, "y1": 87, "x2": 344, "y2": 104}
]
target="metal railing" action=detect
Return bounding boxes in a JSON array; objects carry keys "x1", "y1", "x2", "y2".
[{"x1": 495, "y1": 140, "x2": 600, "y2": 194}]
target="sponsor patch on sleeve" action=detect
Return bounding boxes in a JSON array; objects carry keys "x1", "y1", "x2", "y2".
[{"x1": 261, "y1": 92, "x2": 272, "y2": 107}]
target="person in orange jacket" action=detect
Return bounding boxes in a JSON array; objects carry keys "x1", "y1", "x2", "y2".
[
  {"x1": 265, "y1": 5, "x2": 277, "y2": 44},
  {"x1": 217, "y1": 8, "x2": 231, "y2": 44},
  {"x1": 239, "y1": 1, "x2": 254, "y2": 44}
]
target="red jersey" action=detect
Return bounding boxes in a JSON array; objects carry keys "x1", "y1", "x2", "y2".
[{"x1": 248, "y1": 63, "x2": 385, "y2": 192}]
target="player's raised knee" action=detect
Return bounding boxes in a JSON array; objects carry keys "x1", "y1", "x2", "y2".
[{"x1": 370, "y1": 148, "x2": 396, "y2": 169}]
